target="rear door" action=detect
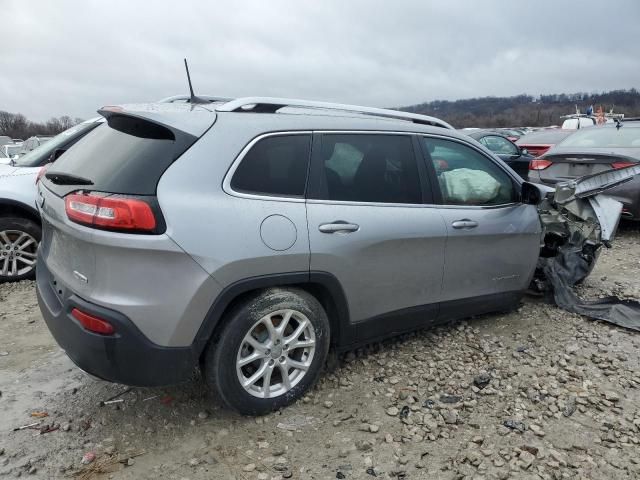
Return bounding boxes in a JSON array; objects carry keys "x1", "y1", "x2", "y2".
[
  {"x1": 419, "y1": 135, "x2": 541, "y2": 311},
  {"x1": 306, "y1": 132, "x2": 447, "y2": 340}
]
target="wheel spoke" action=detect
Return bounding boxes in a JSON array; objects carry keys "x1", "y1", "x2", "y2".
[
  {"x1": 275, "y1": 310, "x2": 294, "y2": 336},
  {"x1": 242, "y1": 361, "x2": 268, "y2": 388},
  {"x1": 245, "y1": 335, "x2": 267, "y2": 353},
  {"x1": 262, "y1": 316, "x2": 278, "y2": 343},
  {"x1": 284, "y1": 318, "x2": 309, "y2": 343},
  {"x1": 238, "y1": 350, "x2": 264, "y2": 367},
  {"x1": 17, "y1": 238, "x2": 35, "y2": 251},
  {"x1": 11, "y1": 258, "x2": 17, "y2": 275},
  {"x1": 0, "y1": 258, "x2": 7, "y2": 276},
  {"x1": 12, "y1": 232, "x2": 27, "y2": 247},
  {"x1": 289, "y1": 338, "x2": 315, "y2": 350},
  {"x1": 262, "y1": 365, "x2": 274, "y2": 398},
  {"x1": 278, "y1": 363, "x2": 291, "y2": 390},
  {"x1": 286, "y1": 357, "x2": 310, "y2": 372},
  {"x1": 0, "y1": 231, "x2": 10, "y2": 246},
  {"x1": 19, "y1": 251, "x2": 37, "y2": 259}
]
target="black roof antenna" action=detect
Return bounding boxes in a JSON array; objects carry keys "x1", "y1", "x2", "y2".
[{"x1": 183, "y1": 58, "x2": 208, "y2": 104}]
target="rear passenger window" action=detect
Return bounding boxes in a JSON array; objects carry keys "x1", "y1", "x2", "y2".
[
  {"x1": 317, "y1": 134, "x2": 422, "y2": 204},
  {"x1": 231, "y1": 135, "x2": 311, "y2": 197},
  {"x1": 423, "y1": 137, "x2": 516, "y2": 206}
]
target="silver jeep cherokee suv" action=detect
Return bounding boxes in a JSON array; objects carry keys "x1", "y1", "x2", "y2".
[{"x1": 36, "y1": 98, "x2": 543, "y2": 415}]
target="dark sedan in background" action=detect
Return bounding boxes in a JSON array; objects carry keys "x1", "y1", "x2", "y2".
[
  {"x1": 466, "y1": 129, "x2": 533, "y2": 177},
  {"x1": 528, "y1": 121, "x2": 640, "y2": 220}
]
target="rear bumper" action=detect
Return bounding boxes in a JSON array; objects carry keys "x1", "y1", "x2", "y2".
[{"x1": 36, "y1": 252, "x2": 197, "y2": 386}]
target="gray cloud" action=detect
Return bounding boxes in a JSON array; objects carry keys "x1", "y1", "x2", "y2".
[{"x1": 1, "y1": 0, "x2": 639, "y2": 121}]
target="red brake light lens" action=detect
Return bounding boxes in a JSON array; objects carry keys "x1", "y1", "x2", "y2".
[
  {"x1": 71, "y1": 308, "x2": 115, "y2": 335},
  {"x1": 36, "y1": 165, "x2": 50, "y2": 184},
  {"x1": 611, "y1": 161, "x2": 636, "y2": 170},
  {"x1": 529, "y1": 159, "x2": 553, "y2": 170},
  {"x1": 65, "y1": 193, "x2": 156, "y2": 232}
]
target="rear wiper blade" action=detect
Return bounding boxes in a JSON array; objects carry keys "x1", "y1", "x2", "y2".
[{"x1": 45, "y1": 171, "x2": 94, "y2": 186}]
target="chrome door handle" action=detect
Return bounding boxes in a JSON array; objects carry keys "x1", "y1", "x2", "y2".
[
  {"x1": 451, "y1": 219, "x2": 478, "y2": 229},
  {"x1": 318, "y1": 222, "x2": 360, "y2": 233}
]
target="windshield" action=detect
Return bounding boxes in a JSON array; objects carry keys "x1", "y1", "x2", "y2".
[
  {"x1": 14, "y1": 122, "x2": 99, "y2": 168},
  {"x1": 557, "y1": 126, "x2": 640, "y2": 149}
]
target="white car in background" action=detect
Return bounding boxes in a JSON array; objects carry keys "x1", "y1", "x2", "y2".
[
  {"x1": 1, "y1": 143, "x2": 23, "y2": 163},
  {"x1": 0, "y1": 118, "x2": 103, "y2": 281}
]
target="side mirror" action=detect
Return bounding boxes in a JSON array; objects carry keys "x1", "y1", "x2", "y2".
[
  {"x1": 521, "y1": 181, "x2": 545, "y2": 205},
  {"x1": 49, "y1": 148, "x2": 66, "y2": 163},
  {"x1": 521, "y1": 148, "x2": 529, "y2": 156}
]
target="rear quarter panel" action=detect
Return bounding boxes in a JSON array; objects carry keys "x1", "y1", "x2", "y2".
[{"x1": 157, "y1": 115, "x2": 311, "y2": 288}]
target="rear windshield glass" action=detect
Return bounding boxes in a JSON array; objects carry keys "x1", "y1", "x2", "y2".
[
  {"x1": 15, "y1": 122, "x2": 99, "y2": 168},
  {"x1": 517, "y1": 130, "x2": 572, "y2": 145},
  {"x1": 557, "y1": 127, "x2": 640, "y2": 148},
  {"x1": 46, "y1": 115, "x2": 196, "y2": 195}
]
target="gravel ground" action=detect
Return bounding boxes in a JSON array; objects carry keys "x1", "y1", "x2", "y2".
[{"x1": 1, "y1": 225, "x2": 639, "y2": 480}]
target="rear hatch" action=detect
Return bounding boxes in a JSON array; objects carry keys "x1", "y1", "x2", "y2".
[
  {"x1": 535, "y1": 151, "x2": 640, "y2": 184},
  {"x1": 38, "y1": 103, "x2": 216, "y2": 297}
]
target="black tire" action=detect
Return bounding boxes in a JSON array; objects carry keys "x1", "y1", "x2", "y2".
[
  {"x1": 0, "y1": 217, "x2": 41, "y2": 282},
  {"x1": 204, "y1": 287, "x2": 330, "y2": 415}
]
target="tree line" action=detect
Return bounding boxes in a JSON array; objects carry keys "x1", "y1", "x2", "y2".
[
  {"x1": 400, "y1": 89, "x2": 640, "y2": 128},
  {"x1": 0, "y1": 111, "x2": 84, "y2": 140}
]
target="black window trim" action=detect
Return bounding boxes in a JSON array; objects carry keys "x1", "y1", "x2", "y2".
[
  {"x1": 306, "y1": 130, "x2": 434, "y2": 207},
  {"x1": 223, "y1": 131, "x2": 313, "y2": 203},
  {"x1": 417, "y1": 133, "x2": 523, "y2": 209}
]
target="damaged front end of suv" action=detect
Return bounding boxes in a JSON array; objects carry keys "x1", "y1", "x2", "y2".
[{"x1": 527, "y1": 164, "x2": 640, "y2": 330}]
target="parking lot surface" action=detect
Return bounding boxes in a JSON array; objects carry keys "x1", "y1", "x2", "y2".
[{"x1": 1, "y1": 225, "x2": 639, "y2": 479}]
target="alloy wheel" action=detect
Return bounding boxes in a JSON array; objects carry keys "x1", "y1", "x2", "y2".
[
  {"x1": 0, "y1": 230, "x2": 38, "y2": 278},
  {"x1": 236, "y1": 309, "x2": 316, "y2": 399}
]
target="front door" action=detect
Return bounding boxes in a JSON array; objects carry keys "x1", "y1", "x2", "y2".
[{"x1": 420, "y1": 135, "x2": 541, "y2": 306}]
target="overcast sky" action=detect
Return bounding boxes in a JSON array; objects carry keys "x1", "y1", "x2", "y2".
[{"x1": 2, "y1": 0, "x2": 639, "y2": 121}]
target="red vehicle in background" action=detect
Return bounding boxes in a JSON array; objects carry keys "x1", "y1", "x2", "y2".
[{"x1": 516, "y1": 129, "x2": 574, "y2": 158}]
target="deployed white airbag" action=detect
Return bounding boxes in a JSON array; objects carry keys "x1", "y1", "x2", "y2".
[{"x1": 440, "y1": 168, "x2": 501, "y2": 203}]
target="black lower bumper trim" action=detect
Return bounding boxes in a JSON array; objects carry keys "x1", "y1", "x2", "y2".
[{"x1": 36, "y1": 255, "x2": 197, "y2": 386}]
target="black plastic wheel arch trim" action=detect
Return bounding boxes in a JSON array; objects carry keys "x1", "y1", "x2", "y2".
[{"x1": 192, "y1": 271, "x2": 352, "y2": 357}]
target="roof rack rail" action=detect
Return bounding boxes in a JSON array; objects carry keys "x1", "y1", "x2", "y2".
[{"x1": 216, "y1": 97, "x2": 453, "y2": 129}]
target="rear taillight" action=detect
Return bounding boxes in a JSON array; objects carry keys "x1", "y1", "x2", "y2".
[
  {"x1": 611, "y1": 161, "x2": 636, "y2": 169},
  {"x1": 529, "y1": 159, "x2": 553, "y2": 170},
  {"x1": 71, "y1": 308, "x2": 115, "y2": 335},
  {"x1": 65, "y1": 193, "x2": 156, "y2": 232},
  {"x1": 36, "y1": 165, "x2": 49, "y2": 184}
]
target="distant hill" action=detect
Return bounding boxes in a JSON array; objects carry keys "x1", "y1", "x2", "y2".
[{"x1": 400, "y1": 89, "x2": 640, "y2": 128}]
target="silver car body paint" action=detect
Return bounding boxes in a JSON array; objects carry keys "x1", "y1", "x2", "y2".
[{"x1": 0, "y1": 164, "x2": 40, "y2": 211}]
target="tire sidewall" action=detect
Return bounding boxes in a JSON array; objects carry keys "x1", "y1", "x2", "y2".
[
  {"x1": 0, "y1": 217, "x2": 41, "y2": 282},
  {"x1": 206, "y1": 288, "x2": 330, "y2": 415}
]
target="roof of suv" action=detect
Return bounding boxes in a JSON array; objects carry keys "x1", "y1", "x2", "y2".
[{"x1": 101, "y1": 96, "x2": 455, "y2": 139}]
